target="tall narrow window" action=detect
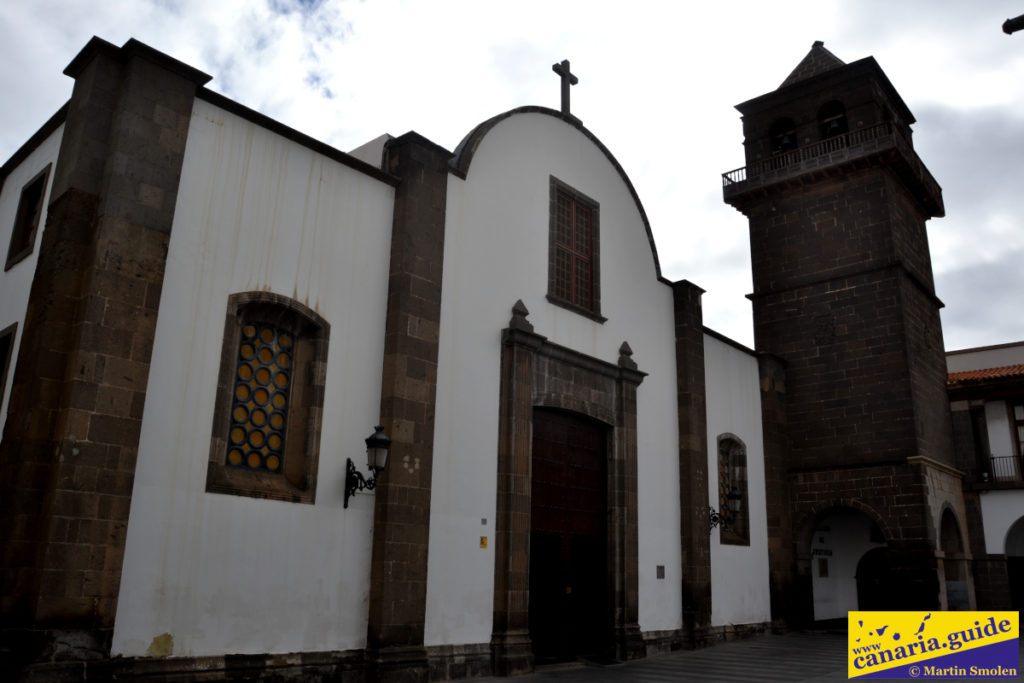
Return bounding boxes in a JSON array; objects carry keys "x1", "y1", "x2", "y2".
[
  {"x1": 0, "y1": 323, "x2": 16, "y2": 413},
  {"x1": 717, "y1": 434, "x2": 749, "y2": 545},
  {"x1": 5, "y1": 164, "x2": 51, "y2": 271},
  {"x1": 1012, "y1": 402, "x2": 1024, "y2": 479},
  {"x1": 548, "y1": 177, "x2": 603, "y2": 321},
  {"x1": 207, "y1": 292, "x2": 329, "y2": 504}
]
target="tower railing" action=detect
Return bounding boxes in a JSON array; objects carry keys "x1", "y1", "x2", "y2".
[{"x1": 722, "y1": 122, "x2": 942, "y2": 215}]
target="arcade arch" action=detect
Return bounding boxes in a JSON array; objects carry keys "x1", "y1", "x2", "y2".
[
  {"x1": 807, "y1": 507, "x2": 887, "y2": 621},
  {"x1": 939, "y1": 508, "x2": 970, "y2": 610},
  {"x1": 1005, "y1": 516, "x2": 1024, "y2": 610}
]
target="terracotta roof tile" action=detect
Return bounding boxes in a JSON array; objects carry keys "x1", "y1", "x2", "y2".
[{"x1": 948, "y1": 364, "x2": 1024, "y2": 384}]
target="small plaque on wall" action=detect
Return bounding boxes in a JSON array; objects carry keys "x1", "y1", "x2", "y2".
[{"x1": 480, "y1": 536, "x2": 488, "y2": 549}]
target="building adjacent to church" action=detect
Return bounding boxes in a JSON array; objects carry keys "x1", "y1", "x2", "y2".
[{"x1": 0, "y1": 37, "x2": 1018, "y2": 681}]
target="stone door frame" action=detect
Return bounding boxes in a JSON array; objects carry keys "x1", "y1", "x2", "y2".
[{"x1": 490, "y1": 302, "x2": 646, "y2": 675}]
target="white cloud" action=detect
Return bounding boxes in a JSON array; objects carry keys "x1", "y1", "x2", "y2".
[{"x1": 2, "y1": 0, "x2": 1022, "y2": 348}]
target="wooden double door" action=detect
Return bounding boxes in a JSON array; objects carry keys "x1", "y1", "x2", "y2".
[{"x1": 529, "y1": 408, "x2": 609, "y2": 664}]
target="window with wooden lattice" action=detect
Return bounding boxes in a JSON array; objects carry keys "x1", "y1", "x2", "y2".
[{"x1": 547, "y1": 177, "x2": 603, "y2": 321}]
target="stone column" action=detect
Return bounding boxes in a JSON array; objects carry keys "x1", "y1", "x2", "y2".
[
  {"x1": 610, "y1": 343, "x2": 645, "y2": 661},
  {"x1": 672, "y1": 280, "x2": 711, "y2": 646},
  {"x1": 0, "y1": 38, "x2": 208, "y2": 662},
  {"x1": 490, "y1": 308, "x2": 544, "y2": 677},
  {"x1": 366, "y1": 133, "x2": 450, "y2": 683}
]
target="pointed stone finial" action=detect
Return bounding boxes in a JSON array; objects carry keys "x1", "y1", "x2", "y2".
[
  {"x1": 618, "y1": 341, "x2": 637, "y2": 370},
  {"x1": 509, "y1": 299, "x2": 534, "y2": 332}
]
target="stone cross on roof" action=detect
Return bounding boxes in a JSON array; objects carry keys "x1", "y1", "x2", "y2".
[{"x1": 552, "y1": 59, "x2": 578, "y2": 115}]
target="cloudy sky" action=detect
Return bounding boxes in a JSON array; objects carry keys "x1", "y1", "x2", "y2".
[{"x1": 2, "y1": 0, "x2": 1022, "y2": 351}]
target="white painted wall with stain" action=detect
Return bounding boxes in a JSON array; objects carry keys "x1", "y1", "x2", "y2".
[
  {"x1": 112, "y1": 98, "x2": 395, "y2": 657},
  {"x1": 704, "y1": 333, "x2": 772, "y2": 627}
]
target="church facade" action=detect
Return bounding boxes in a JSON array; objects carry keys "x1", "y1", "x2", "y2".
[{"x1": 0, "y1": 37, "x2": 1016, "y2": 681}]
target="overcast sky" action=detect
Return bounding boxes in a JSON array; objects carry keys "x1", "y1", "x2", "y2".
[{"x1": 2, "y1": 0, "x2": 1022, "y2": 351}]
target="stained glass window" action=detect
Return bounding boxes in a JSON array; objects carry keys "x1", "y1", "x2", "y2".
[
  {"x1": 226, "y1": 323, "x2": 292, "y2": 472},
  {"x1": 718, "y1": 441, "x2": 735, "y2": 529},
  {"x1": 717, "y1": 435, "x2": 749, "y2": 545}
]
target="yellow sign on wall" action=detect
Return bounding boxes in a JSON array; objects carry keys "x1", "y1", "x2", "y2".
[
  {"x1": 479, "y1": 536, "x2": 487, "y2": 549},
  {"x1": 848, "y1": 611, "x2": 1019, "y2": 679}
]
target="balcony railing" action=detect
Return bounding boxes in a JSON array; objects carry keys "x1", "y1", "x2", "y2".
[
  {"x1": 985, "y1": 455, "x2": 1023, "y2": 483},
  {"x1": 721, "y1": 122, "x2": 943, "y2": 216}
]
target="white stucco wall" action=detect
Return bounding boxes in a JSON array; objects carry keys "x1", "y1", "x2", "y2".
[
  {"x1": 0, "y1": 125, "x2": 63, "y2": 434},
  {"x1": 112, "y1": 99, "x2": 395, "y2": 657},
  {"x1": 424, "y1": 112, "x2": 682, "y2": 646},
  {"x1": 946, "y1": 342, "x2": 1024, "y2": 373},
  {"x1": 979, "y1": 490, "x2": 1024, "y2": 555},
  {"x1": 703, "y1": 333, "x2": 772, "y2": 627},
  {"x1": 347, "y1": 134, "x2": 392, "y2": 168}
]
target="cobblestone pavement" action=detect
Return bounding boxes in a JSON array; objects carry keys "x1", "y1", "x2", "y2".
[{"x1": 462, "y1": 632, "x2": 1024, "y2": 682}]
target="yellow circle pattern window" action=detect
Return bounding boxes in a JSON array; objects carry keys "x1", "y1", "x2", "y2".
[{"x1": 227, "y1": 323, "x2": 292, "y2": 472}]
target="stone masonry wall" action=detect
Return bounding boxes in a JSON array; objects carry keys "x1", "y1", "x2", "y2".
[{"x1": 0, "y1": 38, "x2": 207, "y2": 671}]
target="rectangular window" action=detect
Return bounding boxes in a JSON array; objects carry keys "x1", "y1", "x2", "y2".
[
  {"x1": 547, "y1": 177, "x2": 603, "y2": 321},
  {"x1": 5, "y1": 164, "x2": 51, "y2": 271},
  {"x1": 1013, "y1": 403, "x2": 1024, "y2": 458},
  {"x1": 1011, "y1": 402, "x2": 1024, "y2": 481},
  {"x1": 0, "y1": 323, "x2": 16, "y2": 411}
]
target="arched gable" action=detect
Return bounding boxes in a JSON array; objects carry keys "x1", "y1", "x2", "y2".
[{"x1": 449, "y1": 105, "x2": 667, "y2": 284}]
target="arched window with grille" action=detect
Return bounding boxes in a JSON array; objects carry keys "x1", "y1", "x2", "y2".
[
  {"x1": 717, "y1": 434, "x2": 749, "y2": 545},
  {"x1": 206, "y1": 292, "x2": 329, "y2": 504}
]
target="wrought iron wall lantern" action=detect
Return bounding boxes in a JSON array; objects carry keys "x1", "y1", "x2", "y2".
[
  {"x1": 344, "y1": 425, "x2": 390, "y2": 508},
  {"x1": 708, "y1": 486, "x2": 742, "y2": 532}
]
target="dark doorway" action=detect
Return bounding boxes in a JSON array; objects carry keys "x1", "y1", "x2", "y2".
[
  {"x1": 529, "y1": 408, "x2": 609, "y2": 664},
  {"x1": 856, "y1": 546, "x2": 892, "y2": 610},
  {"x1": 1006, "y1": 516, "x2": 1024, "y2": 611},
  {"x1": 1009, "y1": 557, "x2": 1024, "y2": 610}
]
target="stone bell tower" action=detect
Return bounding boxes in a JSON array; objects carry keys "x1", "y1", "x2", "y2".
[{"x1": 723, "y1": 42, "x2": 969, "y2": 623}]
